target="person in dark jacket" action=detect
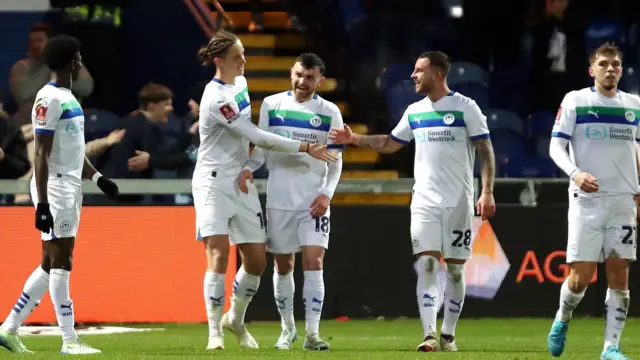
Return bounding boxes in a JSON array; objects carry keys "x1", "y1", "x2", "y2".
[{"x1": 0, "y1": 110, "x2": 30, "y2": 179}]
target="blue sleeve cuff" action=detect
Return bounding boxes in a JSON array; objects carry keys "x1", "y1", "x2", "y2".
[
  {"x1": 35, "y1": 128, "x2": 54, "y2": 134},
  {"x1": 551, "y1": 131, "x2": 571, "y2": 140},
  {"x1": 470, "y1": 133, "x2": 490, "y2": 141},
  {"x1": 327, "y1": 144, "x2": 346, "y2": 150},
  {"x1": 389, "y1": 133, "x2": 409, "y2": 144}
]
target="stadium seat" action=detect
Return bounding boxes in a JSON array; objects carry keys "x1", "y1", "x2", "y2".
[
  {"x1": 529, "y1": 111, "x2": 555, "y2": 137},
  {"x1": 485, "y1": 109, "x2": 525, "y2": 136},
  {"x1": 503, "y1": 154, "x2": 558, "y2": 178},
  {"x1": 379, "y1": 63, "x2": 414, "y2": 92},
  {"x1": 491, "y1": 129, "x2": 526, "y2": 165},
  {"x1": 385, "y1": 80, "x2": 424, "y2": 127},
  {"x1": 341, "y1": 170, "x2": 399, "y2": 179},
  {"x1": 452, "y1": 82, "x2": 490, "y2": 110},
  {"x1": 83, "y1": 108, "x2": 123, "y2": 142},
  {"x1": 448, "y1": 62, "x2": 489, "y2": 87},
  {"x1": 584, "y1": 20, "x2": 626, "y2": 56},
  {"x1": 619, "y1": 65, "x2": 639, "y2": 94},
  {"x1": 535, "y1": 136, "x2": 551, "y2": 158}
]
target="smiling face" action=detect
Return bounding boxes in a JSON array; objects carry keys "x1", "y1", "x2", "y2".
[
  {"x1": 215, "y1": 40, "x2": 246, "y2": 78},
  {"x1": 290, "y1": 61, "x2": 325, "y2": 100}
]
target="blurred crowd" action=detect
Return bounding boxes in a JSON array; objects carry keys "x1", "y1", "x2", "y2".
[{"x1": 1, "y1": 0, "x2": 639, "y2": 204}]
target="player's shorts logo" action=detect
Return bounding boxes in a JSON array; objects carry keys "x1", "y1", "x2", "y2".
[
  {"x1": 443, "y1": 113, "x2": 455, "y2": 125},
  {"x1": 309, "y1": 116, "x2": 322, "y2": 128},
  {"x1": 625, "y1": 110, "x2": 635, "y2": 122},
  {"x1": 60, "y1": 221, "x2": 71, "y2": 232}
]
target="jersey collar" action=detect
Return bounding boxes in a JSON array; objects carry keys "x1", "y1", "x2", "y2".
[
  {"x1": 211, "y1": 78, "x2": 226, "y2": 85},
  {"x1": 287, "y1": 90, "x2": 318, "y2": 100}
]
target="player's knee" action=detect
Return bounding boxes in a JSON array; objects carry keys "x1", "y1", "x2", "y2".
[
  {"x1": 274, "y1": 255, "x2": 294, "y2": 274},
  {"x1": 49, "y1": 255, "x2": 72, "y2": 271},
  {"x1": 605, "y1": 260, "x2": 630, "y2": 290},
  {"x1": 415, "y1": 254, "x2": 439, "y2": 276},
  {"x1": 446, "y1": 263, "x2": 465, "y2": 283}
]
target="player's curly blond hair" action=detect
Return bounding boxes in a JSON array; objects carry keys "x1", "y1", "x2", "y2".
[{"x1": 198, "y1": 29, "x2": 238, "y2": 66}]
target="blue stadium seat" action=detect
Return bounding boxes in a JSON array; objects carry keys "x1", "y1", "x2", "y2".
[
  {"x1": 453, "y1": 83, "x2": 490, "y2": 110},
  {"x1": 380, "y1": 63, "x2": 414, "y2": 92},
  {"x1": 503, "y1": 154, "x2": 558, "y2": 178},
  {"x1": 535, "y1": 136, "x2": 551, "y2": 158},
  {"x1": 485, "y1": 109, "x2": 525, "y2": 136},
  {"x1": 584, "y1": 20, "x2": 626, "y2": 56},
  {"x1": 83, "y1": 108, "x2": 123, "y2": 142},
  {"x1": 448, "y1": 62, "x2": 489, "y2": 87},
  {"x1": 529, "y1": 111, "x2": 556, "y2": 137},
  {"x1": 490, "y1": 129, "x2": 526, "y2": 165},
  {"x1": 619, "y1": 65, "x2": 639, "y2": 94},
  {"x1": 385, "y1": 81, "x2": 424, "y2": 127}
]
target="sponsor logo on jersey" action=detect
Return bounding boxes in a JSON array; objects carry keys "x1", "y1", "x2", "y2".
[
  {"x1": 415, "y1": 129, "x2": 456, "y2": 142},
  {"x1": 585, "y1": 126, "x2": 607, "y2": 139},
  {"x1": 273, "y1": 129, "x2": 291, "y2": 138}
]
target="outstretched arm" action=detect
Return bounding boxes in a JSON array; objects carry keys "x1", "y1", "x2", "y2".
[{"x1": 351, "y1": 133, "x2": 405, "y2": 154}]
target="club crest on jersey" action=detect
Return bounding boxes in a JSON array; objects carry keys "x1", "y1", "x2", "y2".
[
  {"x1": 625, "y1": 110, "x2": 635, "y2": 122},
  {"x1": 309, "y1": 116, "x2": 322, "y2": 128},
  {"x1": 219, "y1": 103, "x2": 239, "y2": 123},
  {"x1": 443, "y1": 113, "x2": 455, "y2": 125},
  {"x1": 34, "y1": 98, "x2": 48, "y2": 125}
]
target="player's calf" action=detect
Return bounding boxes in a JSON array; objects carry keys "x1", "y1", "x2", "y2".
[
  {"x1": 301, "y1": 246, "x2": 326, "y2": 339},
  {"x1": 441, "y1": 260, "x2": 466, "y2": 348},
  {"x1": 273, "y1": 253, "x2": 297, "y2": 343}
]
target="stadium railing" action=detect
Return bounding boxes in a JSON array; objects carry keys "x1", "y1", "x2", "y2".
[{"x1": 0, "y1": 178, "x2": 570, "y2": 206}]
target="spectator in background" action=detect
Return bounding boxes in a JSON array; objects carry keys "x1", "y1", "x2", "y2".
[
  {"x1": 101, "y1": 84, "x2": 195, "y2": 201},
  {"x1": 8, "y1": 23, "x2": 94, "y2": 128},
  {"x1": 0, "y1": 109, "x2": 30, "y2": 205},
  {"x1": 0, "y1": 110, "x2": 29, "y2": 180}
]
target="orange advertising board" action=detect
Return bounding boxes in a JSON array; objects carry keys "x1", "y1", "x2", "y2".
[{"x1": 0, "y1": 207, "x2": 237, "y2": 323}]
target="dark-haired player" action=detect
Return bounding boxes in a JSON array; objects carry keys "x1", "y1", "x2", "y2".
[
  {"x1": 330, "y1": 51, "x2": 496, "y2": 352},
  {"x1": 237, "y1": 53, "x2": 343, "y2": 350},
  {"x1": 547, "y1": 43, "x2": 640, "y2": 360},
  {"x1": 192, "y1": 30, "x2": 338, "y2": 350},
  {"x1": 0, "y1": 35, "x2": 118, "y2": 355}
]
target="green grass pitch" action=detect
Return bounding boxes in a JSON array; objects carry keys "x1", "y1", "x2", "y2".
[{"x1": 4, "y1": 318, "x2": 639, "y2": 359}]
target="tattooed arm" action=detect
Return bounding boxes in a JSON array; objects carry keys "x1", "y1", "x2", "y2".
[
  {"x1": 473, "y1": 138, "x2": 496, "y2": 194},
  {"x1": 351, "y1": 133, "x2": 405, "y2": 154}
]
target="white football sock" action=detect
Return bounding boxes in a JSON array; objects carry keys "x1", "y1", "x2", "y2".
[
  {"x1": 273, "y1": 269, "x2": 296, "y2": 330},
  {"x1": 50, "y1": 269, "x2": 78, "y2": 342},
  {"x1": 415, "y1": 255, "x2": 439, "y2": 339},
  {"x1": 604, "y1": 289, "x2": 630, "y2": 350},
  {"x1": 204, "y1": 270, "x2": 225, "y2": 337},
  {"x1": 228, "y1": 266, "x2": 260, "y2": 325},
  {"x1": 441, "y1": 263, "x2": 466, "y2": 337},
  {"x1": 555, "y1": 279, "x2": 585, "y2": 322},
  {"x1": 303, "y1": 270, "x2": 324, "y2": 335},
  {"x1": 1, "y1": 266, "x2": 49, "y2": 333}
]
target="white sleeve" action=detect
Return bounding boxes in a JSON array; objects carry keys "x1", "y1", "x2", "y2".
[
  {"x1": 551, "y1": 93, "x2": 577, "y2": 140},
  {"x1": 210, "y1": 97, "x2": 302, "y2": 153},
  {"x1": 549, "y1": 137, "x2": 578, "y2": 178},
  {"x1": 464, "y1": 100, "x2": 490, "y2": 140},
  {"x1": 232, "y1": 119, "x2": 301, "y2": 153},
  {"x1": 33, "y1": 96, "x2": 62, "y2": 134},
  {"x1": 321, "y1": 106, "x2": 344, "y2": 199},
  {"x1": 244, "y1": 147, "x2": 266, "y2": 172},
  {"x1": 327, "y1": 106, "x2": 346, "y2": 150},
  {"x1": 389, "y1": 109, "x2": 414, "y2": 144}
]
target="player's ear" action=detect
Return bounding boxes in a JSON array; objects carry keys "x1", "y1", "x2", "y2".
[
  {"x1": 317, "y1": 76, "x2": 326, "y2": 89},
  {"x1": 588, "y1": 66, "x2": 594, "y2": 78}
]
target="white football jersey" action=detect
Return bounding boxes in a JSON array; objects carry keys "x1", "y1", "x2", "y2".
[
  {"x1": 31, "y1": 82, "x2": 86, "y2": 185},
  {"x1": 193, "y1": 76, "x2": 252, "y2": 180},
  {"x1": 552, "y1": 87, "x2": 640, "y2": 195},
  {"x1": 390, "y1": 91, "x2": 490, "y2": 207},
  {"x1": 259, "y1": 91, "x2": 344, "y2": 210}
]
